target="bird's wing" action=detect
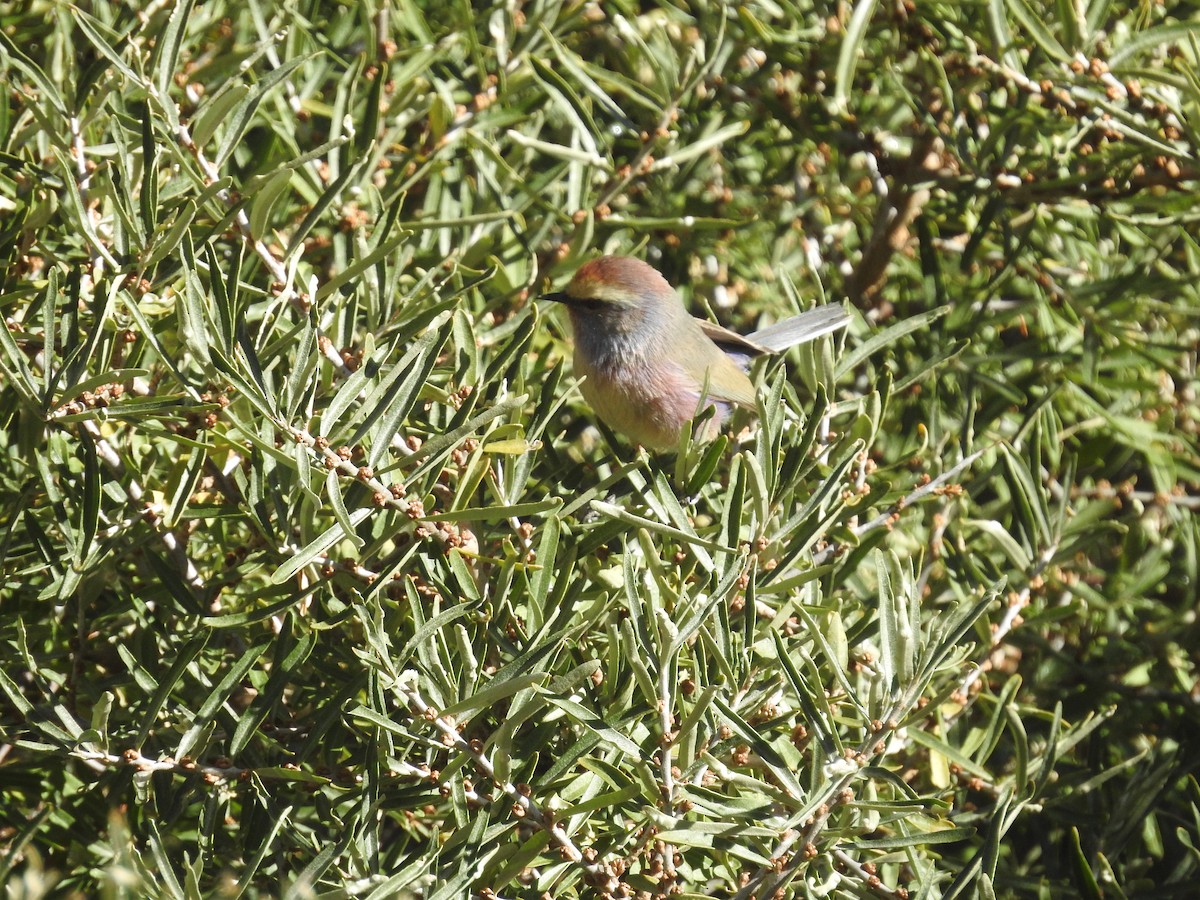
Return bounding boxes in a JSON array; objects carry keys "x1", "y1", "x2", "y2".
[
  {"x1": 747, "y1": 305, "x2": 850, "y2": 352},
  {"x1": 680, "y1": 345, "x2": 758, "y2": 407},
  {"x1": 695, "y1": 318, "x2": 771, "y2": 357}
]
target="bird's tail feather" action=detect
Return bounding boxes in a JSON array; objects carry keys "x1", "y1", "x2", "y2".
[{"x1": 748, "y1": 305, "x2": 850, "y2": 352}]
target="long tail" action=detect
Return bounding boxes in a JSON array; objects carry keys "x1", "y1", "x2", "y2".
[{"x1": 748, "y1": 305, "x2": 850, "y2": 352}]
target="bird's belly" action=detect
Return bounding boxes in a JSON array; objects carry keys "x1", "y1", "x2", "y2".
[{"x1": 576, "y1": 356, "x2": 727, "y2": 450}]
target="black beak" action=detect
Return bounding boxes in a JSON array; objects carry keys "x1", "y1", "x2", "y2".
[{"x1": 542, "y1": 291, "x2": 570, "y2": 304}]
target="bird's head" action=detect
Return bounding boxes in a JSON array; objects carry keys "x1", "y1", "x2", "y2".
[{"x1": 545, "y1": 256, "x2": 683, "y2": 336}]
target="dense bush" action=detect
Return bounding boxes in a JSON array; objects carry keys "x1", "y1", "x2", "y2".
[{"x1": 2, "y1": 1, "x2": 1199, "y2": 897}]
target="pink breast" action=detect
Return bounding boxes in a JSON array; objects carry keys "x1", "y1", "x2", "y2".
[{"x1": 577, "y1": 355, "x2": 726, "y2": 448}]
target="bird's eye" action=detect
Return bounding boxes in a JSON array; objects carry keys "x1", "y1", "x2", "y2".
[{"x1": 575, "y1": 298, "x2": 604, "y2": 312}]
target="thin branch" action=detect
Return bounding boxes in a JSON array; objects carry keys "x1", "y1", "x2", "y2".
[
  {"x1": 394, "y1": 681, "x2": 621, "y2": 893},
  {"x1": 71, "y1": 745, "x2": 431, "y2": 784},
  {"x1": 811, "y1": 448, "x2": 987, "y2": 567}
]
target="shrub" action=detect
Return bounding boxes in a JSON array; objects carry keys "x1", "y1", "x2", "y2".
[{"x1": 2, "y1": 2, "x2": 1198, "y2": 897}]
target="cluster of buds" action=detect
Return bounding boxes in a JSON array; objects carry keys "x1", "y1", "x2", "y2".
[
  {"x1": 56, "y1": 381, "x2": 125, "y2": 416},
  {"x1": 176, "y1": 385, "x2": 233, "y2": 437}
]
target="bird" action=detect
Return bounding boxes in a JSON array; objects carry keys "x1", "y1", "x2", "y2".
[{"x1": 545, "y1": 256, "x2": 849, "y2": 450}]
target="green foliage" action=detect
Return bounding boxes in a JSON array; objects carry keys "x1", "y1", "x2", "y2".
[{"x1": 2, "y1": 1, "x2": 1199, "y2": 897}]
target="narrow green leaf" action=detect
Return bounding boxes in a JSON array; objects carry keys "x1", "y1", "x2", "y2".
[
  {"x1": 357, "y1": 59, "x2": 385, "y2": 154},
  {"x1": 1004, "y1": 0, "x2": 1070, "y2": 61},
  {"x1": 386, "y1": 604, "x2": 471, "y2": 672},
  {"x1": 281, "y1": 313, "x2": 317, "y2": 420},
  {"x1": 144, "y1": 198, "x2": 198, "y2": 269},
  {"x1": 165, "y1": 443, "x2": 208, "y2": 529},
  {"x1": 231, "y1": 807, "x2": 293, "y2": 899},
  {"x1": 315, "y1": 229, "x2": 410, "y2": 303},
  {"x1": 1068, "y1": 826, "x2": 1104, "y2": 900},
  {"x1": 422, "y1": 498, "x2": 563, "y2": 523},
  {"x1": 0, "y1": 30, "x2": 68, "y2": 116},
  {"x1": 654, "y1": 120, "x2": 750, "y2": 170},
  {"x1": 144, "y1": 821, "x2": 187, "y2": 900},
  {"x1": 319, "y1": 354, "x2": 375, "y2": 438},
  {"x1": 856, "y1": 826, "x2": 976, "y2": 849},
  {"x1": 437, "y1": 674, "x2": 546, "y2": 719},
  {"x1": 877, "y1": 550, "x2": 899, "y2": 691},
  {"x1": 152, "y1": 0, "x2": 197, "y2": 98},
  {"x1": 771, "y1": 631, "x2": 840, "y2": 754},
  {"x1": 284, "y1": 163, "x2": 358, "y2": 258},
  {"x1": 133, "y1": 633, "x2": 209, "y2": 747},
  {"x1": 190, "y1": 84, "x2": 249, "y2": 151},
  {"x1": 590, "y1": 500, "x2": 730, "y2": 554},
  {"x1": 1110, "y1": 22, "x2": 1200, "y2": 67},
  {"x1": 711, "y1": 696, "x2": 805, "y2": 802},
  {"x1": 71, "y1": 9, "x2": 141, "y2": 86},
  {"x1": 481, "y1": 832, "x2": 554, "y2": 893},
  {"x1": 835, "y1": 306, "x2": 949, "y2": 379},
  {"x1": 271, "y1": 508, "x2": 371, "y2": 584},
  {"x1": 215, "y1": 55, "x2": 310, "y2": 168},
  {"x1": 1006, "y1": 704, "x2": 1029, "y2": 791},
  {"x1": 360, "y1": 326, "x2": 451, "y2": 469},
  {"x1": 988, "y1": 0, "x2": 1019, "y2": 68},
  {"x1": 248, "y1": 168, "x2": 294, "y2": 241},
  {"x1": 176, "y1": 641, "x2": 268, "y2": 760},
  {"x1": 833, "y1": 0, "x2": 880, "y2": 114},
  {"x1": 58, "y1": 164, "x2": 119, "y2": 268},
  {"x1": 325, "y1": 471, "x2": 365, "y2": 551},
  {"x1": 230, "y1": 627, "x2": 316, "y2": 755},
  {"x1": 547, "y1": 695, "x2": 642, "y2": 758}
]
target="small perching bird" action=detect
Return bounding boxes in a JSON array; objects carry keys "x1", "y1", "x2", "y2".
[{"x1": 545, "y1": 256, "x2": 849, "y2": 450}]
